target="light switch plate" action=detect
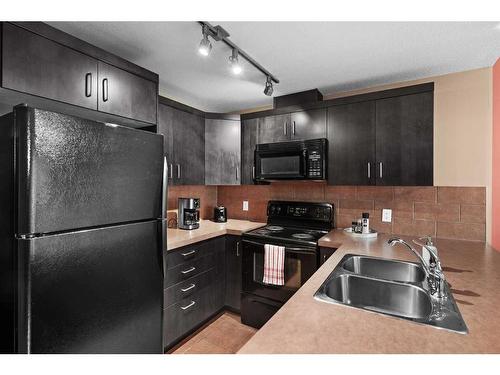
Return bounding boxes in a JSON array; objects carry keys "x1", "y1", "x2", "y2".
[
  {"x1": 382, "y1": 209, "x2": 392, "y2": 223},
  {"x1": 243, "y1": 200, "x2": 249, "y2": 211}
]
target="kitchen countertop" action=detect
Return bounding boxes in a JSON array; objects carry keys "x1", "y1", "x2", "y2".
[
  {"x1": 238, "y1": 230, "x2": 500, "y2": 353},
  {"x1": 167, "y1": 219, "x2": 265, "y2": 251}
]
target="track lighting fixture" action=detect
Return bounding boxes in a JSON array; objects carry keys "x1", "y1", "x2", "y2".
[
  {"x1": 197, "y1": 21, "x2": 279, "y2": 95},
  {"x1": 229, "y1": 48, "x2": 242, "y2": 75},
  {"x1": 264, "y1": 76, "x2": 274, "y2": 96},
  {"x1": 198, "y1": 25, "x2": 212, "y2": 56}
]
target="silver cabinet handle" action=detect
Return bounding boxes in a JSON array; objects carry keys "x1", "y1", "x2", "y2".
[
  {"x1": 85, "y1": 73, "x2": 92, "y2": 97},
  {"x1": 379, "y1": 162, "x2": 383, "y2": 178},
  {"x1": 236, "y1": 242, "x2": 240, "y2": 257},
  {"x1": 181, "y1": 266, "x2": 196, "y2": 275},
  {"x1": 180, "y1": 300, "x2": 196, "y2": 311},
  {"x1": 169, "y1": 163, "x2": 173, "y2": 179},
  {"x1": 252, "y1": 166, "x2": 255, "y2": 179},
  {"x1": 180, "y1": 283, "x2": 196, "y2": 293},
  {"x1": 292, "y1": 121, "x2": 296, "y2": 136},
  {"x1": 181, "y1": 250, "x2": 196, "y2": 258},
  {"x1": 102, "y1": 78, "x2": 109, "y2": 102},
  {"x1": 177, "y1": 164, "x2": 181, "y2": 179},
  {"x1": 236, "y1": 166, "x2": 239, "y2": 181},
  {"x1": 283, "y1": 122, "x2": 287, "y2": 135},
  {"x1": 367, "y1": 162, "x2": 371, "y2": 179}
]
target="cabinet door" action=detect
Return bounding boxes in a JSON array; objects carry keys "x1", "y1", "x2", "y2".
[
  {"x1": 241, "y1": 118, "x2": 259, "y2": 185},
  {"x1": 205, "y1": 118, "x2": 241, "y2": 185},
  {"x1": 375, "y1": 92, "x2": 433, "y2": 186},
  {"x1": 290, "y1": 108, "x2": 327, "y2": 140},
  {"x1": 2, "y1": 23, "x2": 98, "y2": 110},
  {"x1": 257, "y1": 114, "x2": 290, "y2": 143},
  {"x1": 98, "y1": 61, "x2": 157, "y2": 124},
  {"x1": 319, "y1": 247, "x2": 337, "y2": 266},
  {"x1": 157, "y1": 103, "x2": 175, "y2": 183},
  {"x1": 173, "y1": 109, "x2": 205, "y2": 185},
  {"x1": 225, "y1": 236, "x2": 242, "y2": 311},
  {"x1": 327, "y1": 101, "x2": 376, "y2": 185}
]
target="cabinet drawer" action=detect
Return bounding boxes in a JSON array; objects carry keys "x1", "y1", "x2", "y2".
[
  {"x1": 164, "y1": 267, "x2": 218, "y2": 308},
  {"x1": 164, "y1": 252, "x2": 217, "y2": 287},
  {"x1": 163, "y1": 279, "x2": 224, "y2": 348},
  {"x1": 166, "y1": 240, "x2": 216, "y2": 269}
]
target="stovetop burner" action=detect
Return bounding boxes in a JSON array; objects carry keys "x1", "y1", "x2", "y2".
[
  {"x1": 245, "y1": 225, "x2": 327, "y2": 245},
  {"x1": 292, "y1": 233, "x2": 314, "y2": 240},
  {"x1": 266, "y1": 225, "x2": 284, "y2": 231}
]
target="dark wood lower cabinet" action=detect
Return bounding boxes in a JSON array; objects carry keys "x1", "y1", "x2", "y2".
[
  {"x1": 319, "y1": 247, "x2": 337, "y2": 266},
  {"x1": 163, "y1": 278, "x2": 225, "y2": 349},
  {"x1": 225, "y1": 236, "x2": 242, "y2": 311},
  {"x1": 163, "y1": 237, "x2": 226, "y2": 350},
  {"x1": 163, "y1": 235, "x2": 251, "y2": 350}
]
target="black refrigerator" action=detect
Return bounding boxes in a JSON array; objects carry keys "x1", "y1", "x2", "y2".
[{"x1": 0, "y1": 105, "x2": 166, "y2": 354}]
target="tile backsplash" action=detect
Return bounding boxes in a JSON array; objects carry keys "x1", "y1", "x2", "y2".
[{"x1": 217, "y1": 183, "x2": 486, "y2": 241}]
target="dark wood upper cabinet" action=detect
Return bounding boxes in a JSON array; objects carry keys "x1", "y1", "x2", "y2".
[
  {"x1": 375, "y1": 91, "x2": 433, "y2": 186},
  {"x1": 97, "y1": 61, "x2": 157, "y2": 124},
  {"x1": 327, "y1": 101, "x2": 376, "y2": 185},
  {"x1": 2, "y1": 23, "x2": 98, "y2": 110},
  {"x1": 205, "y1": 118, "x2": 241, "y2": 185},
  {"x1": 327, "y1": 85, "x2": 433, "y2": 186},
  {"x1": 241, "y1": 118, "x2": 258, "y2": 185},
  {"x1": 290, "y1": 108, "x2": 327, "y2": 140},
  {"x1": 157, "y1": 102, "x2": 205, "y2": 186},
  {"x1": 257, "y1": 114, "x2": 290, "y2": 143},
  {"x1": 157, "y1": 103, "x2": 175, "y2": 176},
  {"x1": 1, "y1": 22, "x2": 158, "y2": 126},
  {"x1": 257, "y1": 109, "x2": 327, "y2": 144}
]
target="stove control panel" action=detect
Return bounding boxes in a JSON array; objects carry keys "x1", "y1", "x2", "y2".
[{"x1": 267, "y1": 201, "x2": 333, "y2": 223}]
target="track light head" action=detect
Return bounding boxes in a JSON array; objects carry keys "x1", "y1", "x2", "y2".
[
  {"x1": 229, "y1": 48, "x2": 242, "y2": 75},
  {"x1": 264, "y1": 76, "x2": 274, "y2": 96},
  {"x1": 198, "y1": 26, "x2": 212, "y2": 56}
]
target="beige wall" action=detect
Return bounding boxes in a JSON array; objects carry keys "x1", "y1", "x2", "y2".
[{"x1": 324, "y1": 68, "x2": 493, "y2": 243}]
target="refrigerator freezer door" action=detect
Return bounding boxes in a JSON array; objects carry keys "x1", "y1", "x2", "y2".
[
  {"x1": 16, "y1": 106, "x2": 164, "y2": 235},
  {"x1": 16, "y1": 220, "x2": 163, "y2": 354}
]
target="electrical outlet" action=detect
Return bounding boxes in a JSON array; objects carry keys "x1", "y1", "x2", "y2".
[
  {"x1": 242, "y1": 200, "x2": 249, "y2": 211},
  {"x1": 382, "y1": 209, "x2": 392, "y2": 223}
]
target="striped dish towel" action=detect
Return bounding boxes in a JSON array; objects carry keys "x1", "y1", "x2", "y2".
[{"x1": 263, "y1": 244, "x2": 285, "y2": 286}]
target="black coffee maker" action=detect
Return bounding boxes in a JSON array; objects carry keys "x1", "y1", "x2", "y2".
[{"x1": 178, "y1": 198, "x2": 200, "y2": 230}]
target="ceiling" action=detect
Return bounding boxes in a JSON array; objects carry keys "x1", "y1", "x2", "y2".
[{"x1": 48, "y1": 22, "x2": 500, "y2": 113}]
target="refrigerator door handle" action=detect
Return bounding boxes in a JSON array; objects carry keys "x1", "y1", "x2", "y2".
[
  {"x1": 161, "y1": 157, "x2": 168, "y2": 280},
  {"x1": 162, "y1": 157, "x2": 168, "y2": 220}
]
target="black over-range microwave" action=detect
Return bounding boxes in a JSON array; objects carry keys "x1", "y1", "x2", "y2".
[{"x1": 254, "y1": 138, "x2": 328, "y2": 181}]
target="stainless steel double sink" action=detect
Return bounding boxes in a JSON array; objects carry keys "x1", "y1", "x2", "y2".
[{"x1": 314, "y1": 254, "x2": 468, "y2": 334}]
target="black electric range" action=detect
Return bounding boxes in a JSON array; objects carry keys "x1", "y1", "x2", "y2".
[
  {"x1": 241, "y1": 200, "x2": 334, "y2": 329},
  {"x1": 243, "y1": 225, "x2": 329, "y2": 247}
]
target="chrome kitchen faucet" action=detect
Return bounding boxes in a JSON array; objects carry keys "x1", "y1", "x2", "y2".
[{"x1": 388, "y1": 237, "x2": 446, "y2": 299}]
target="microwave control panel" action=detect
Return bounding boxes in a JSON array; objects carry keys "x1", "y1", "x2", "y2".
[{"x1": 307, "y1": 150, "x2": 323, "y2": 178}]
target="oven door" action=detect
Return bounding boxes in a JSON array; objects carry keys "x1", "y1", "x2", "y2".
[
  {"x1": 242, "y1": 239, "x2": 318, "y2": 303},
  {"x1": 255, "y1": 148, "x2": 307, "y2": 180}
]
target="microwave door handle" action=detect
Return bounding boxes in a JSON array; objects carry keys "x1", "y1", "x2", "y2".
[{"x1": 302, "y1": 150, "x2": 308, "y2": 177}]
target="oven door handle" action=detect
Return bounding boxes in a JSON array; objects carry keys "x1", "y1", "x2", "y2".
[{"x1": 242, "y1": 240, "x2": 317, "y2": 254}]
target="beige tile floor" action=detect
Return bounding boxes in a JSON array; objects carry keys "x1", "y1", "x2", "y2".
[{"x1": 168, "y1": 311, "x2": 257, "y2": 354}]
